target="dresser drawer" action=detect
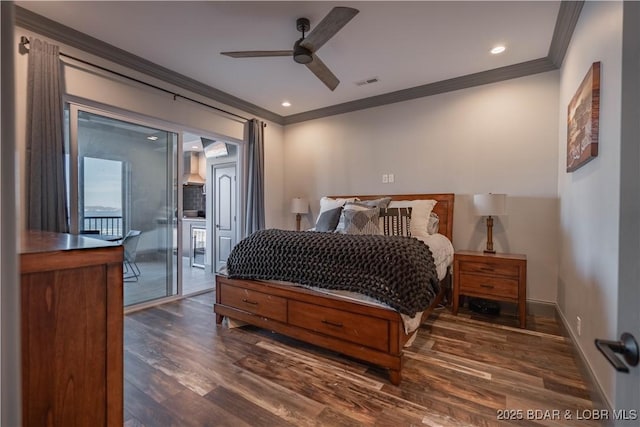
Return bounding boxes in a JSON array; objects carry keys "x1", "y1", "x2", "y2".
[
  {"x1": 288, "y1": 300, "x2": 389, "y2": 352},
  {"x1": 219, "y1": 283, "x2": 287, "y2": 322},
  {"x1": 459, "y1": 273, "x2": 518, "y2": 299},
  {"x1": 458, "y1": 260, "x2": 519, "y2": 278}
]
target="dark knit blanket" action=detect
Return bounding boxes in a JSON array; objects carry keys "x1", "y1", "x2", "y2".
[{"x1": 226, "y1": 229, "x2": 440, "y2": 316}]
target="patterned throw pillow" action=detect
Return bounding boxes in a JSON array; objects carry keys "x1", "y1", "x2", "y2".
[
  {"x1": 379, "y1": 207, "x2": 412, "y2": 237},
  {"x1": 336, "y1": 202, "x2": 376, "y2": 233},
  {"x1": 342, "y1": 208, "x2": 381, "y2": 235}
]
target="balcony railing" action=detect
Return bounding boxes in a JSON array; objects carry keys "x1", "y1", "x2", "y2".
[{"x1": 83, "y1": 216, "x2": 123, "y2": 237}]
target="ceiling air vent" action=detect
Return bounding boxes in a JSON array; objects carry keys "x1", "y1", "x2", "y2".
[{"x1": 355, "y1": 77, "x2": 379, "y2": 87}]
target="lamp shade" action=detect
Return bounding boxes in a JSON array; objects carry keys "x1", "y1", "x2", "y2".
[
  {"x1": 473, "y1": 194, "x2": 506, "y2": 216},
  {"x1": 291, "y1": 197, "x2": 309, "y2": 214}
]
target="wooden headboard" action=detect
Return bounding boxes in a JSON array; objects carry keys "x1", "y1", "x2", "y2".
[{"x1": 329, "y1": 193, "x2": 455, "y2": 241}]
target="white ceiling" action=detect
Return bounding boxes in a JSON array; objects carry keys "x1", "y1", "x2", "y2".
[{"x1": 16, "y1": 1, "x2": 560, "y2": 117}]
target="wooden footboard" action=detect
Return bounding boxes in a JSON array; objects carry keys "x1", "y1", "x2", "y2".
[
  {"x1": 214, "y1": 274, "x2": 447, "y2": 385},
  {"x1": 214, "y1": 193, "x2": 454, "y2": 384}
]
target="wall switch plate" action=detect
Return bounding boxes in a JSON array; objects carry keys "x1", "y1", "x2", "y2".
[
  {"x1": 388, "y1": 173, "x2": 395, "y2": 183},
  {"x1": 576, "y1": 316, "x2": 582, "y2": 336},
  {"x1": 382, "y1": 174, "x2": 388, "y2": 183}
]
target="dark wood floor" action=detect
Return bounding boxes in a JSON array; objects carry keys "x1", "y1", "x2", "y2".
[{"x1": 124, "y1": 292, "x2": 600, "y2": 427}]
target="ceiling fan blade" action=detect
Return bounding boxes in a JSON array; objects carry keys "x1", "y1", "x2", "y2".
[
  {"x1": 221, "y1": 50, "x2": 292, "y2": 58},
  {"x1": 300, "y1": 7, "x2": 359, "y2": 53},
  {"x1": 305, "y1": 54, "x2": 340, "y2": 91}
]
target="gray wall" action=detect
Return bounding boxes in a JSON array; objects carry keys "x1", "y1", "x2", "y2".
[{"x1": 284, "y1": 71, "x2": 560, "y2": 303}]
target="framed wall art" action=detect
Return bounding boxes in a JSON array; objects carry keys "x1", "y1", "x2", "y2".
[{"x1": 566, "y1": 62, "x2": 600, "y2": 172}]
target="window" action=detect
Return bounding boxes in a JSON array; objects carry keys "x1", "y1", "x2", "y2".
[{"x1": 80, "y1": 157, "x2": 126, "y2": 236}]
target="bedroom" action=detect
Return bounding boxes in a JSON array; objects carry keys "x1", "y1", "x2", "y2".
[{"x1": 1, "y1": 1, "x2": 638, "y2": 425}]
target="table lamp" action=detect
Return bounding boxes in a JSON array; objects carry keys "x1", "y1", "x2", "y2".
[
  {"x1": 291, "y1": 197, "x2": 308, "y2": 231},
  {"x1": 473, "y1": 194, "x2": 506, "y2": 254}
]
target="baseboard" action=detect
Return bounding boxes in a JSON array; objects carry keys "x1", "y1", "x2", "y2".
[{"x1": 554, "y1": 305, "x2": 613, "y2": 422}]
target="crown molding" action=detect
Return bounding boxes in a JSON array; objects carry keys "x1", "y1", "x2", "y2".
[
  {"x1": 15, "y1": 2, "x2": 582, "y2": 126},
  {"x1": 15, "y1": 6, "x2": 284, "y2": 125},
  {"x1": 548, "y1": 1, "x2": 585, "y2": 67},
  {"x1": 283, "y1": 57, "x2": 555, "y2": 125}
]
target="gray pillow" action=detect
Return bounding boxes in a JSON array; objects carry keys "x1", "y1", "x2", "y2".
[
  {"x1": 342, "y1": 208, "x2": 381, "y2": 235},
  {"x1": 353, "y1": 197, "x2": 392, "y2": 209},
  {"x1": 315, "y1": 207, "x2": 343, "y2": 232}
]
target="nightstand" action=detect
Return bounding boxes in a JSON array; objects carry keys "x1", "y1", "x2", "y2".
[{"x1": 453, "y1": 250, "x2": 527, "y2": 328}]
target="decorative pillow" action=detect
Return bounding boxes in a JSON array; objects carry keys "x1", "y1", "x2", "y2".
[
  {"x1": 335, "y1": 202, "x2": 374, "y2": 232},
  {"x1": 427, "y1": 212, "x2": 440, "y2": 235},
  {"x1": 315, "y1": 207, "x2": 343, "y2": 232},
  {"x1": 388, "y1": 199, "x2": 437, "y2": 238},
  {"x1": 355, "y1": 197, "x2": 392, "y2": 209},
  {"x1": 342, "y1": 208, "x2": 381, "y2": 235},
  {"x1": 379, "y1": 207, "x2": 412, "y2": 237},
  {"x1": 315, "y1": 197, "x2": 357, "y2": 228}
]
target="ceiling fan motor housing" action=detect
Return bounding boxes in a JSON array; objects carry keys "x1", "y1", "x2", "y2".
[
  {"x1": 293, "y1": 38, "x2": 312, "y2": 64},
  {"x1": 296, "y1": 17, "x2": 310, "y2": 33}
]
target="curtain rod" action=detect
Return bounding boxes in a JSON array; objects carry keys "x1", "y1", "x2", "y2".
[{"x1": 19, "y1": 36, "x2": 253, "y2": 123}]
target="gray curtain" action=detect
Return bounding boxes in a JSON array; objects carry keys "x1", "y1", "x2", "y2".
[
  {"x1": 26, "y1": 38, "x2": 69, "y2": 232},
  {"x1": 243, "y1": 119, "x2": 265, "y2": 235}
]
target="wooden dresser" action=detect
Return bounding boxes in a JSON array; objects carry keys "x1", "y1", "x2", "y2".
[
  {"x1": 20, "y1": 231, "x2": 124, "y2": 426},
  {"x1": 452, "y1": 250, "x2": 527, "y2": 328}
]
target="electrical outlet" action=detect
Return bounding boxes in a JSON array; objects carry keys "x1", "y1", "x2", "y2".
[
  {"x1": 382, "y1": 174, "x2": 388, "y2": 183},
  {"x1": 388, "y1": 173, "x2": 395, "y2": 183},
  {"x1": 576, "y1": 316, "x2": 582, "y2": 336}
]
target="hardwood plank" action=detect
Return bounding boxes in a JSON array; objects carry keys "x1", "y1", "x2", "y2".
[
  {"x1": 161, "y1": 387, "x2": 252, "y2": 427},
  {"x1": 124, "y1": 350, "x2": 185, "y2": 403},
  {"x1": 203, "y1": 386, "x2": 297, "y2": 427},
  {"x1": 124, "y1": 380, "x2": 182, "y2": 427},
  {"x1": 124, "y1": 291, "x2": 601, "y2": 427}
]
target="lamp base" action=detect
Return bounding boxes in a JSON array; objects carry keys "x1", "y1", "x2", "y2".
[
  {"x1": 484, "y1": 215, "x2": 495, "y2": 253},
  {"x1": 295, "y1": 213, "x2": 301, "y2": 232}
]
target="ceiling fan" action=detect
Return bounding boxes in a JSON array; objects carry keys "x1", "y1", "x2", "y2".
[{"x1": 221, "y1": 7, "x2": 359, "y2": 91}]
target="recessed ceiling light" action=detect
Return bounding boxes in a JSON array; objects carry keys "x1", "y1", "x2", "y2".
[
  {"x1": 192, "y1": 145, "x2": 199, "y2": 149},
  {"x1": 490, "y1": 45, "x2": 506, "y2": 55},
  {"x1": 147, "y1": 136, "x2": 158, "y2": 141},
  {"x1": 281, "y1": 101, "x2": 291, "y2": 107}
]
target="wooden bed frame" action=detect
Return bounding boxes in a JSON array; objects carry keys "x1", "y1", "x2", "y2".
[{"x1": 214, "y1": 193, "x2": 454, "y2": 385}]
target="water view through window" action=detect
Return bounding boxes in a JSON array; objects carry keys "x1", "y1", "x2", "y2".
[{"x1": 82, "y1": 157, "x2": 124, "y2": 236}]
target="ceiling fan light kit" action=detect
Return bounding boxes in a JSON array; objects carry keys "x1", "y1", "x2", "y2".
[{"x1": 221, "y1": 7, "x2": 359, "y2": 91}]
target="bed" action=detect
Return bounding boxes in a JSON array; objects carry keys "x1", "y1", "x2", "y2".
[{"x1": 214, "y1": 193, "x2": 454, "y2": 385}]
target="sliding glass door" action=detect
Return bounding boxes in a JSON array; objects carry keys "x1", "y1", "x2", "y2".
[{"x1": 67, "y1": 105, "x2": 178, "y2": 307}]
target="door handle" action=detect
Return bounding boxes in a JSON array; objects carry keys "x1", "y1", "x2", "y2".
[{"x1": 595, "y1": 332, "x2": 639, "y2": 373}]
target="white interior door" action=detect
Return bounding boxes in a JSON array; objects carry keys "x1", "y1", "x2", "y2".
[{"x1": 214, "y1": 164, "x2": 236, "y2": 272}]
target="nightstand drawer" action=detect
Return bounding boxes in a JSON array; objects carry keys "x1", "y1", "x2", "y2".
[
  {"x1": 459, "y1": 273, "x2": 518, "y2": 299},
  {"x1": 219, "y1": 283, "x2": 287, "y2": 322},
  {"x1": 458, "y1": 260, "x2": 519, "y2": 278}
]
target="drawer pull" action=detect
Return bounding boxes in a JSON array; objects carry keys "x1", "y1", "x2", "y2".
[
  {"x1": 321, "y1": 319, "x2": 344, "y2": 328},
  {"x1": 480, "y1": 284, "x2": 494, "y2": 289},
  {"x1": 241, "y1": 298, "x2": 258, "y2": 305},
  {"x1": 479, "y1": 267, "x2": 495, "y2": 272}
]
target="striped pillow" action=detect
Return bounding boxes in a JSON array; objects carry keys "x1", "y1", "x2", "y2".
[{"x1": 379, "y1": 207, "x2": 412, "y2": 237}]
